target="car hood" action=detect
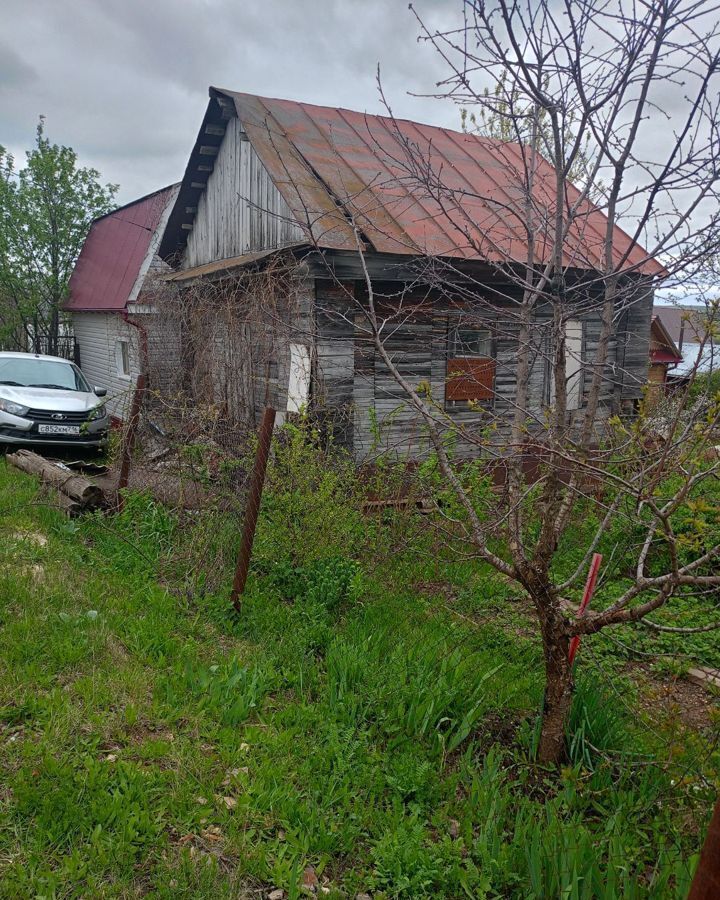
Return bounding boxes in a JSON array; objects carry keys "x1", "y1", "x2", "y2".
[{"x1": 0, "y1": 385, "x2": 103, "y2": 412}]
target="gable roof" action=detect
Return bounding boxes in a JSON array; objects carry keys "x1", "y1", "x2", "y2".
[
  {"x1": 160, "y1": 87, "x2": 664, "y2": 276},
  {"x1": 650, "y1": 315, "x2": 683, "y2": 364},
  {"x1": 65, "y1": 185, "x2": 178, "y2": 312},
  {"x1": 652, "y1": 305, "x2": 708, "y2": 346}
]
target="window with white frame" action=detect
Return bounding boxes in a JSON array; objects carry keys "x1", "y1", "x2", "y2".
[{"x1": 116, "y1": 339, "x2": 130, "y2": 377}]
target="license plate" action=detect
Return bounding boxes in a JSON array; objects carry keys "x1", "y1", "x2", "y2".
[{"x1": 38, "y1": 424, "x2": 81, "y2": 435}]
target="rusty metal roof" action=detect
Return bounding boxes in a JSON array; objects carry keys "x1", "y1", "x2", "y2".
[
  {"x1": 66, "y1": 185, "x2": 178, "y2": 312},
  {"x1": 650, "y1": 315, "x2": 683, "y2": 363},
  {"x1": 161, "y1": 88, "x2": 663, "y2": 276}
]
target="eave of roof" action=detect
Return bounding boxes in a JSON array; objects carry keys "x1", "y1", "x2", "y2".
[
  {"x1": 651, "y1": 349, "x2": 683, "y2": 364},
  {"x1": 651, "y1": 314, "x2": 683, "y2": 361},
  {"x1": 161, "y1": 243, "x2": 309, "y2": 283}
]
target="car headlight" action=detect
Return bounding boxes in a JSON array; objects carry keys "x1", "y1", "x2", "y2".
[
  {"x1": 0, "y1": 397, "x2": 29, "y2": 417},
  {"x1": 88, "y1": 404, "x2": 107, "y2": 421}
]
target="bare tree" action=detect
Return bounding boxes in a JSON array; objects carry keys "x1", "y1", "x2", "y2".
[{"x1": 296, "y1": 0, "x2": 720, "y2": 763}]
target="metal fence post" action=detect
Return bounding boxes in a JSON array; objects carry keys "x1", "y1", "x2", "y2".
[
  {"x1": 230, "y1": 406, "x2": 276, "y2": 612},
  {"x1": 688, "y1": 796, "x2": 720, "y2": 899},
  {"x1": 116, "y1": 373, "x2": 147, "y2": 511}
]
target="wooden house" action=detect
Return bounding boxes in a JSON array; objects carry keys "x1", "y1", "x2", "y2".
[
  {"x1": 64, "y1": 185, "x2": 179, "y2": 420},
  {"x1": 155, "y1": 87, "x2": 663, "y2": 458},
  {"x1": 652, "y1": 305, "x2": 715, "y2": 385}
]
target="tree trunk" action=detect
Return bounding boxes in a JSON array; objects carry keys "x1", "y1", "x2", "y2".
[
  {"x1": 48, "y1": 303, "x2": 59, "y2": 357},
  {"x1": 537, "y1": 627, "x2": 574, "y2": 765}
]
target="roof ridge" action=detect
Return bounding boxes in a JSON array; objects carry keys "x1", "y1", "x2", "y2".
[
  {"x1": 211, "y1": 86, "x2": 522, "y2": 151},
  {"x1": 92, "y1": 183, "x2": 180, "y2": 225}
]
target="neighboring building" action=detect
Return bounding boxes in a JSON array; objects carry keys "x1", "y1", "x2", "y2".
[
  {"x1": 151, "y1": 87, "x2": 664, "y2": 459},
  {"x1": 647, "y1": 315, "x2": 683, "y2": 403},
  {"x1": 64, "y1": 185, "x2": 178, "y2": 420},
  {"x1": 652, "y1": 304, "x2": 717, "y2": 384}
]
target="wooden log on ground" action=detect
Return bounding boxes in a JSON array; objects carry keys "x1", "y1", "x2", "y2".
[
  {"x1": 6, "y1": 449, "x2": 105, "y2": 508},
  {"x1": 55, "y1": 493, "x2": 84, "y2": 518}
]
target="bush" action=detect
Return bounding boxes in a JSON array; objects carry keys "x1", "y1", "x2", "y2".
[{"x1": 255, "y1": 419, "x2": 365, "y2": 571}]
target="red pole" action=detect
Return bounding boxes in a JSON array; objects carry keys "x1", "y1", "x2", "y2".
[
  {"x1": 568, "y1": 552, "x2": 603, "y2": 666},
  {"x1": 116, "y1": 373, "x2": 147, "y2": 511},
  {"x1": 230, "y1": 407, "x2": 276, "y2": 612},
  {"x1": 688, "y1": 797, "x2": 720, "y2": 899}
]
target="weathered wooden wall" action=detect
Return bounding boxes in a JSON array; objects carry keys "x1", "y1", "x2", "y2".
[
  {"x1": 153, "y1": 269, "x2": 314, "y2": 439},
  {"x1": 184, "y1": 117, "x2": 305, "y2": 270},
  {"x1": 313, "y1": 274, "x2": 652, "y2": 460}
]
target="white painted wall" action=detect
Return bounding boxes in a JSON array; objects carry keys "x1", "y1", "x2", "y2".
[{"x1": 72, "y1": 312, "x2": 141, "y2": 420}]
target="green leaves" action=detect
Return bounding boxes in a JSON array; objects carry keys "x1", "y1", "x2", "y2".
[{"x1": 0, "y1": 117, "x2": 117, "y2": 348}]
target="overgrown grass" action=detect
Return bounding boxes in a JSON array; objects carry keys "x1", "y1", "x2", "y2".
[{"x1": 0, "y1": 446, "x2": 717, "y2": 898}]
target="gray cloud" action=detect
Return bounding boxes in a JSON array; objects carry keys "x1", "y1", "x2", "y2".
[
  {"x1": 0, "y1": 0, "x2": 463, "y2": 202},
  {"x1": 3, "y1": 0, "x2": 707, "y2": 241},
  {"x1": 0, "y1": 43, "x2": 37, "y2": 93}
]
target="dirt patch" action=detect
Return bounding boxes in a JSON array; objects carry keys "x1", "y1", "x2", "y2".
[
  {"x1": 12, "y1": 530, "x2": 47, "y2": 547},
  {"x1": 626, "y1": 662, "x2": 717, "y2": 730},
  {"x1": 414, "y1": 580, "x2": 458, "y2": 602},
  {"x1": 92, "y1": 465, "x2": 213, "y2": 510}
]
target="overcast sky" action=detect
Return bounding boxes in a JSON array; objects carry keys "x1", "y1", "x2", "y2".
[{"x1": 0, "y1": 0, "x2": 465, "y2": 205}]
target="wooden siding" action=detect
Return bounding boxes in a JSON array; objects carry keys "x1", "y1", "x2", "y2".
[
  {"x1": 313, "y1": 277, "x2": 647, "y2": 460},
  {"x1": 184, "y1": 118, "x2": 305, "y2": 269},
  {"x1": 72, "y1": 312, "x2": 140, "y2": 420},
  {"x1": 155, "y1": 273, "x2": 315, "y2": 433}
]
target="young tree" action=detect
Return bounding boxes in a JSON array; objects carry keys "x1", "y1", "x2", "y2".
[
  {"x1": 0, "y1": 117, "x2": 117, "y2": 355},
  {"x1": 294, "y1": 0, "x2": 720, "y2": 763}
]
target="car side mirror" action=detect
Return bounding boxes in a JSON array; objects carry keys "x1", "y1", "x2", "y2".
[{"x1": 94, "y1": 387, "x2": 107, "y2": 397}]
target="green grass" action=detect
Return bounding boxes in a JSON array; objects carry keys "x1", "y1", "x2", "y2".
[{"x1": 0, "y1": 459, "x2": 717, "y2": 898}]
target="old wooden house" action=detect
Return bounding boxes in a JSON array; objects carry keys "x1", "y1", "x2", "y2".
[{"x1": 155, "y1": 87, "x2": 663, "y2": 458}]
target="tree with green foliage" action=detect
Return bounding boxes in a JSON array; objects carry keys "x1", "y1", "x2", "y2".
[{"x1": 0, "y1": 117, "x2": 117, "y2": 356}]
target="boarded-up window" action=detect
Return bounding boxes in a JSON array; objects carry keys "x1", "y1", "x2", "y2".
[
  {"x1": 446, "y1": 326, "x2": 495, "y2": 402},
  {"x1": 565, "y1": 320, "x2": 584, "y2": 411},
  {"x1": 287, "y1": 343, "x2": 311, "y2": 413},
  {"x1": 545, "y1": 320, "x2": 584, "y2": 410}
]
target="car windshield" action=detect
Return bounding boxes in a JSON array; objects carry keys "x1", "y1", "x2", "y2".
[{"x1": 0, "y1": 357, "x2": 90, "y2": 392}]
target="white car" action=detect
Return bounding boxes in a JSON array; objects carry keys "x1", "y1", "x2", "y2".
[{"x1": 0, "y1": 351, "x2": 109, "y2": 450}]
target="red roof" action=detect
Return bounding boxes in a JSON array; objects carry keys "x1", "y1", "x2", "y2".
[
  {"x1": 652, "y1": 305, "x2": 706, "y2": 346},
  {"x1": 162, "y1": 88, "x2": 664, "y2": 276},
  {"x1": 66, "y1": 185, "x2": 177, "y2": 312},
  {"x1": 650, "y1": 315, "x2": 682, "y2": 364}
]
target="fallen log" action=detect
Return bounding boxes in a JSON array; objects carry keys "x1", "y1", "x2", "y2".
[
  {"x1": 6, "y1": 449, "x2": 105, "y2": 508},
  {"x1": 55, "y1": 493, "x2": 84, "y2": 518}
]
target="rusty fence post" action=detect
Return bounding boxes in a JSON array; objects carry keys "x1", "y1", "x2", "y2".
[
  {"x1": 116, "y1": 373, "x2": 147, "y2": 511},
  {"x1": 230, "y1": 406, "x2": 276, "y2": 612},
  {"x1": 688, "y1": 796, "x2": 720, "y2": 900}
]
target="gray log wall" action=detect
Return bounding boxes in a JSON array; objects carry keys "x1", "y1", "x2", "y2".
[{"x1": 313, "y1": 277, "x2": 653, "y2": 460}]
